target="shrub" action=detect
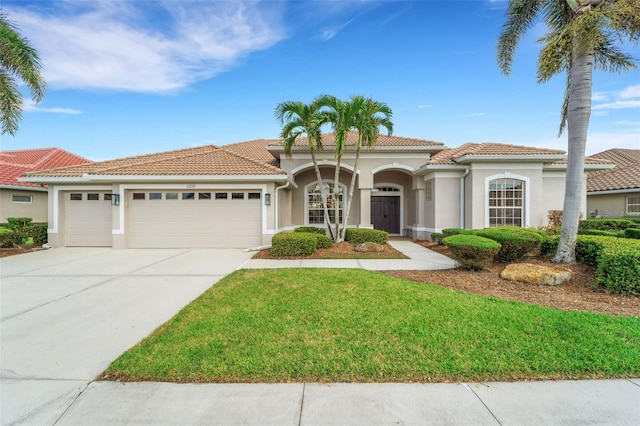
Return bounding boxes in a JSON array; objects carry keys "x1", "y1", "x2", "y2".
[
  {"x1": 443, "y1": 234, "x2": 501, "y2": 270},
  {"x1": 293, "y1": 226, "x2": 326, "y2": 235},
  {"x1": 271, "y1": 232, "x2": 317, "y2": 257},
  {"x1": 0, "y1": 228, "x2": 28, "y2": 248},
  {"x1": 312, "y1": 233, "x2": 333, "y2": 249},
  {"x1": 32, "y1": 222, "x2": 48, "y2": 245},
  {"x1": 624, "y1": 228, "x2": 640, "y2": 239},
  {"x1": 474, "y1": 227, "x2": 543, "y2": 262},
  {"x1": 539, "y1": 235, "x2": 559, "y2": 258},
  {"x1": 583, "y1": 229, "x2": 619, "y2": 237},
  {"x1": 595, "y1": 239, "x2": 640, "y2": 295},
  {"x1": 430, "y1": 232, "x2": 444, "y2": 243},
  {"x1": 628, "y1": 218, "x2": 640, "y2": 224},
  {"x1": 7, "y1": 217, "x2": 32, "y2": 230},
  {"x1": 578, "y1": 218, "x2": 635, "y2": 233},
  {"x1": 344, "y1": 228, "x2": 388, "y2": 245},
  {"x1": 441, "y1": 228, "x2": 474, "y2": 237}
]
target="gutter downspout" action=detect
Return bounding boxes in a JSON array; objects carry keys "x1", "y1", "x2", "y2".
[
  {"x1": 459, "y1": 168, "x2": 470, "y2": 229},
  {"x1": 274, "y1": 178, "x2": 297, "y2": 233}
]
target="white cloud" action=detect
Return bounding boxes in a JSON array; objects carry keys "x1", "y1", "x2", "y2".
[
  {"x1": 593, "y1": 100, "x2": 640, "y2": 110},
  {"x1": 468, "y1": 112, "x2": 485, "y2": 117},
  {"x1": 417, "y1": 104, "x2": 432, "y2": 109},
  {"x1": 317, "y1": 20, "x2": 353, "y2": 41},
  {"x1": 528, "y1": 129, "x2": 640, "y2": 156},
  {"x1": 620, "y1": 84, "x2": 640, "y2": 99},
  {"x1": 592, "y1": 84, "x2": 640, "y2": 111},
  {"x1": 7, "y1": 1, "x2": 285, "y2": 93},
  {"x1": 24, "y1": 102, "x2": 83, "y2": 114}
]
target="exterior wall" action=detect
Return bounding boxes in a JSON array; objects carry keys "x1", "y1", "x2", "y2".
[
  {"x1": 540, "y1": 173, "x2": 568, "y2": 225},
  {"x1": 423, "y1": 171, "x2": 463, "y2": 236},
  {"x1": 587, "y1": 191, "x2": 640, "y2": 218},
  {"x1": 0, "y1": 188, "x2": 48, "y2": 223}
]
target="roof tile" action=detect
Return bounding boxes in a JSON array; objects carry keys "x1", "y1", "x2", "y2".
[
  {"x1": 426, "y1": 143, "x2": 566, "y2": 165},
  {"x1": 0, "y1": 148, "x2": 90, "y2": 187}
]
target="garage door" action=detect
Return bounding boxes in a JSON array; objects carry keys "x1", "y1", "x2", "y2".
[
  {"x1": 64, "y1": 191, "x2": 113, "y2": 247},
  {"x1": 128, "y1": 190, "x2": 262, "y2": 248}
]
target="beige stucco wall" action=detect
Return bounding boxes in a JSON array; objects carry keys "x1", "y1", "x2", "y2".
[
  {"x1": 587, "y1": 191, "x2": 640, "y2": 218},
  {"x1": 1, "y1": 188, "x2": 48, "y2": 223}
]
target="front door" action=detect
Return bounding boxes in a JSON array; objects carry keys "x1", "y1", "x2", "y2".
[{"x1": 371, "y1": 196, "x2": 400, "y2": 234}]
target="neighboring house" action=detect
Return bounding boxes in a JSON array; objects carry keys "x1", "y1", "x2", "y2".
[
  {"x1": 21, "y1": 132, "x2": 607, "y2": 248},
  {"x1": 586, "y1": 149, "x2": 640, "y2": 218},
  {"x1": 0, "y1": 148, "x2": 91, "y2": 223}
]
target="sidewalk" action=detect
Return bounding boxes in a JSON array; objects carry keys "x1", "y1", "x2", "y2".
[
  {"x1": 44, "y1": 379, "x2": 640, "y2": 425},
  {"x1": 242, "y1": 240, "x2": 459, "y2": 271}
]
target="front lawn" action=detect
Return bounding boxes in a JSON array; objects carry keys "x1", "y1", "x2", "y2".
[{"x1": 103, "y1": 269, "x2": 640, "y2": 383}]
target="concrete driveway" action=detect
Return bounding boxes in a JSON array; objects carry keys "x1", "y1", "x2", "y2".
[{"x1": 0, "y1": 247, "x2": 254, "y2": 425}]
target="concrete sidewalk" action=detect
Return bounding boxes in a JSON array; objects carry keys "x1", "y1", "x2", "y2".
[
  {"x1": 43, "y1": 379, "x2": 640, "y2": 425},
  {"x1": 241, "y1": 239, "x2": 459, "y2": 270}
]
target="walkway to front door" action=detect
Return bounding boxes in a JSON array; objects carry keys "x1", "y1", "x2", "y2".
[{"x1": 371, "y1": 196, "x2": 399, "y2": 234}]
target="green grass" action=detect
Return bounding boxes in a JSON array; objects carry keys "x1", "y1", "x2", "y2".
[{"x1": 103, "y1": 269, "x2": 640, "y2": 383}]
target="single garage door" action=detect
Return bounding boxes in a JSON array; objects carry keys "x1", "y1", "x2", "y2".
[
  {"x1": 128, "y1": 190, "x2": 262, "y2": 248},
  {"x1": 64, "y1": 191, "x2": 113, "y2": 247}
]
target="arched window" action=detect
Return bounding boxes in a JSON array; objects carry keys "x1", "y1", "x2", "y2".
[
  {"x1": 306, "y1": 182, "x2": 346, "y2": 225},
  {"x1": 488, "y1": 178, "x2": 525, "y2": 227}
]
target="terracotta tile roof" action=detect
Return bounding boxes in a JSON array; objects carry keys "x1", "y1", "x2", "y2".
[
  {"x1": 0, "y1": 148, "x2": 90, "y2": 188},
  {"x1": 587, "y1": 149, "x2": 640, "y2": 192},
  {"x1": 269, "y1": 131, "x2": 444, "y2": 148},
  {"x1": 24, "y1": 144, "x2": 285, "y2": 178},
  {"x1": 426, "y1": 143, "x2": 566, "y2": 165},
  {"x1": 223, "y1": 139, "x2": 280, "y2": 167}
]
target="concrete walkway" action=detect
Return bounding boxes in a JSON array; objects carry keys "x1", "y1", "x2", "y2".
[
  {"x1": 2, "y1": 245, "x2": 639, "y2": 425},
  {"x1": 242, "y1": 239, "x2": 459, "y2": 270}
]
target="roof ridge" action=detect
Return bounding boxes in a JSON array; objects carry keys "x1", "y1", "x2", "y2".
[
  {"x1": 31, "y1": 148, "x2": 60, "y2": 169},
  {"x1": 218, "y1": 145, "x2": 284, "y2": 173},
  {"x1": 90, "y1": 145, "x2": 220, "y2": 174}
]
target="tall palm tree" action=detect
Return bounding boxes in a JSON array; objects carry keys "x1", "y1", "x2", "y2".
[
  {"x1": 497, "y1": 0, "x2": 639, "y2": 263},
  {"x1": 340, "y1": 95, "x2": 393, "y2": 241},
  {"x1": 275, "y1": 98, "x2": 334, "y2": 239},
  {"x1": 0, "y1": 12, "x2": 46, "y2": 136}
]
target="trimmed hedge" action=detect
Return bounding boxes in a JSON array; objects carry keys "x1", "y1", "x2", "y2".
[
  {"x1": 441, "y1": 228, "x2": 474, "y2": 237},
  {"x1": 32, "y1": 222, "x2": 48, "y2": 245},
  {"x1": 271, "y1": 232, "x2": 317, "y2": 257},
  {"x1": 474, "y1": 227, "x2": 543, "y2": 262},
  {"x1": 624, "y1": 228, "x2": 640, "y2": 239},
  {"x1": 443, "y1": 234, "x2": 501, "y2": 270},
  {"x1": 578, "y1": 218, "x2": 635, "y2": 233},
  {"x1": 293, "y1": 226, "x2": 326, "y2": 235},
  {"x1": 7, "y1": 217, "x2": 32, "y2": 230},
  {"x1": 430, "y1": 232, "x2": 444, "y2": 243},
  {"x1": 312, "y1": 234, "x2": 333, "y2": 249},
  {"x1": 345, "y1": 228, "x2": 388, "y2": 245},
  {"x1": 0, "y1": 228, "x2": 28, "y2": 248},
  {"x1": 583, "y1": 229, "x2": 620, "y2": 238}
]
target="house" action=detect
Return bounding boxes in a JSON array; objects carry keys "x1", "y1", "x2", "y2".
[
  {"x1": 21, "y1": 132, "x2": 608, "y2": 248},
  {"x1": 0, "y1": 148, "x2": 91, "y2": 223},
  {"x1": 586, "y1": 149, "x2": 640, "y2": 218}
]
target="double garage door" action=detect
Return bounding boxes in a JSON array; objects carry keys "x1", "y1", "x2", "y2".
[{"x1": 127, "y1": 190, "x2": 262, "y2": 248}]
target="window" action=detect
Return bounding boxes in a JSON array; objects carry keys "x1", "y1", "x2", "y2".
[
  {"x1": 149, "y1": 193, "x2": 162, "y2": 200},
  {"x1": 70, "y1": 193, "x2": 82, "y2": 201},
  {"x1": 104, "y1": 194, "x2": 113, "y2": 201},
  {"x1": 627, "y1": 196, "x2": 640, "y2": 215},
  {"x1": 488, "y1": 178, "x2": 524, "y2": 227},
  {"x1": 132, "y1": 193, "x2": 145, "y2": 200},
  {"x1": 166, "y1": 192, "x2": 178, "y2": 200},
  {"x1": 182, "y1": 192, "x2": 195, "y2": 200},
  {"x1": 307, "y1": 182, "x2": 344, "y2": 225},
  {"x1": 199, "y1": 192, "x2": 211, "y2": 200},
  {"x1": 232, "y1": 192, "x2": 244, "y2": 200},
  {"x1": 425, "y1": 181, "x2": 432, "y2": 201},
  {"x1": 215, "y1": 192, "x2": 228, "y2": 200},
  {"x1": 87, "y1": 193, "x2": 99, "y2": 201},
  {"x1": 12, "y1": 195, "x2": 32, "y2": 203},
  {"x1": 248, "y1": 192, "x2": 261, "y2": 200}
]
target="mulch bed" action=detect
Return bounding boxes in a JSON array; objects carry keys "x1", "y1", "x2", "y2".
[
  {"x1": 251, "y1": 241, "x2": 406, "y2": 259},
  {"x1": 0, "y1": 246, "x2": 44, "y2": 258}
]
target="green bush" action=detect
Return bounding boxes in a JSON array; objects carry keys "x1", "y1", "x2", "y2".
[
  {"x1": 312, "y1": 233, "x2": 333, "y2": 249},
  {"x1": 430, "y1": 232, "x2": 444, "y2": 243},
  {"x1": 441, "y1": 228, "x2": 474, "y2": 237},
  {"x1": 443, "y1": 234, "x2": 501, "y2": 270},
  {"x1": 7, "y1": 217, "x2": 32, "y2": 230},
  {"x1": 271, "y1": 232, "x2": 317, "y2": 257},
  {"x1": 32, "y1": 222, "x2": 48, "y2": 245},
  {"x1": 583, "y1": 229, "x2": 619, "y2": 237},
  {"x1": 539, "y1": 235, "x2": 559, "y2": 258},
  {"x1": 344, "y1": 228, "x2": 388, "y2": 245},
  {"x1": 293, "y1": 226, "x2": 327, "y2": 235},
  {"x1": 0, "y1": 228, "x2": 28, "y2": 248},
  {"x1": 474, "y1": 227, "x2": 543, "y2": 262},
  {"x1": 578, "y1": 218, "x2": 635, "y2": 233},
  {"x1": 628, "y1": 218, "x2": 640, "y2": 224},
  {"x1": 624, "y1": 228, "x2": 640, "y2": 239}
]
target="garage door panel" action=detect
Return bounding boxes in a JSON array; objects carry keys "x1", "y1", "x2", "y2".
[
  {"x1": 128, "y1": 190, "x2": 261, "y2": 248},
  {"x1": 65, "y1": 192, "x2": 112, "y2": 247}
]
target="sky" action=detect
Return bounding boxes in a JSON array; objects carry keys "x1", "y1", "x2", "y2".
[{"x1": 1, "y1": 0, "x2": 638, "y2": 161}]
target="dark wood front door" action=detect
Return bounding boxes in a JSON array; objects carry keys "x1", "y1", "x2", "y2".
[{"x1": 371, "y1": 196, "x2": 400, "y2": 234}]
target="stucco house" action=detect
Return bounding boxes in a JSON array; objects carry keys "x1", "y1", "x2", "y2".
[
  {"x1": 0, "y1": 148, "x2": 90, "y2": 223},
  {"x1": 586, "y1": 149, "x2": 640, "y2": 218},
  {"x1": 21, "y1": 132, "x2": 606, "y2": 249}
]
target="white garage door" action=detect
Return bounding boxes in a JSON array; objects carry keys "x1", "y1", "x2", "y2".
[
  {"x1": 64, "y1": 191, "x2": 113, "y2": 247},
  {"x1": 128, "y1": 190, "x2": 262, "y2": 248}
]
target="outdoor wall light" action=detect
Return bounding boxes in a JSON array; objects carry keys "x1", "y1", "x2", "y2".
[
  {"x1": 111, "y1": 194, "x2": 120, "y2": 206},
  {"x1": 265, "y1": 193, "x2": 271, "y2": 206}
]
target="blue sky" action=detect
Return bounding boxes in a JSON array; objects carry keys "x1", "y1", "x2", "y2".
[{"x1": 1, "y1": 0, "x2": 638, "y2": 161}]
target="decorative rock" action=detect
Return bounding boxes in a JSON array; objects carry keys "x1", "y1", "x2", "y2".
[
  {"x1": 354, "y1": 242, "x2": 385, "y2": 253},
  {"x1": 500, "y1": 263, "x2": 571, "y2": 286}
]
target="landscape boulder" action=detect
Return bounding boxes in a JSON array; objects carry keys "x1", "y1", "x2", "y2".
[
  {"x1": 500, "y1": 263, "x2": 571, "y2": 286},
  {"x1": 354, "y1": 242, "x2": 385, "y2": 253}
]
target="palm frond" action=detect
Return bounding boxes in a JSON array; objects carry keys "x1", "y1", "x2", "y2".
[
  {"x1": 497, "y1": 0, "x2": 545, "y2": 75},
  {"x1": 0, "y1": 67, "x2": 22, "y2": 136}
]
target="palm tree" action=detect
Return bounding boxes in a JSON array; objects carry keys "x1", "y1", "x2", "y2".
[
  {"x1": 275, "y1": 98, "x2": 334, "y2": 239},
  {"x1": 497, "y1": 0, "x2": 639, "y2": 263},
  {"x1": 0, "y1": 12, "x2": 46, "y2": 136},
  {"x1": 340, "y1": 96, "x2": 393, "y2": 241}
]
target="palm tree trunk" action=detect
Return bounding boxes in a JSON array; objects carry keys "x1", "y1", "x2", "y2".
[
  {"x1": 333, "y1": 158, "x2": 342, "y2": 242},
  {"x1": 341, "y1": 147, "x2": 361, "y2": 241},
  {"x1": 553, "y1": 46, "x2": 593, "y2": 263},
  {"x1": 310, "y1": 149, "x2": 334, "y2": 239}
]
